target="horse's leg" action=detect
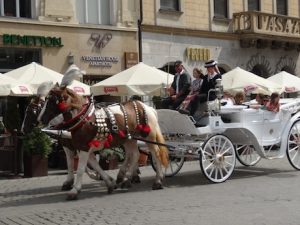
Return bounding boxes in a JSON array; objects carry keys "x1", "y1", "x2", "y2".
[
  {"x1": 61, "y1": 146, "x2": 75, "y2": 191},
  {"x1": 147, "y1": 143, "x2": 164, "y2": 190},
  {"x1": 120, "y1": 140, "x2": 139, "y2": 188},
  {"x1": 87, "y1": 151, "x2": 117, "y2": 194},
  {"x1": 85, "y1": 153, "x2": 101, "y2": 180},
  {"x1": 116, "y1": 147, "x2": 130, "y2": 185},
  {"x1": 67, "y1": 150, "x2": 89, "y2": 200}
]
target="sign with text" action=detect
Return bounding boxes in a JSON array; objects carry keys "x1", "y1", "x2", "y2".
[
  {"x1": 186, "y1": 48, "x2": 210, "y2": 61},
  {"x1": 2, "y1": 34, "x2": 63, "y2": 47},
  {"x1": 125, "y1": 52, "x2": 138, "y2": 68}
]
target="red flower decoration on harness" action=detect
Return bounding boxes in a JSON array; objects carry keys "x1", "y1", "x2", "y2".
[
  {"x1": 118, "y1": 130, "x2": 126, "y2": 138},
  {"x1": 103, "y1": 140, "x2": 110, "y2": 148},
  {"x1": 142, "y1": 124, "x2": 151, "y2": 134},
  {"x1": 136, "y1": 124, "x2": 143, "y2": 131},
  {"x1": 58, "y1": 101, "x2": 68, "y2": 112},
  {"x1": 88, "y1": 139, "x2": 100, "y2": 148},
  {"x1": 107, "y1": 133, "x2": 113, "y2": 142}
]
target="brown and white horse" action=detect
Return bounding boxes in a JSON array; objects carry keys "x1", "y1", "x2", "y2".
[
  {"x1": 21, "y1": 95, "x2": 120, "y2": 192},
  {"x1": 38, "y1": 84, "x2": 168, "y2": 200}
]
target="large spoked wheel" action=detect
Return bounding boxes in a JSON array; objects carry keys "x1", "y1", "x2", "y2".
[
  {"x1": 200, "y1": 134, "x2": 236, "y2": 183},
  {"x1": 235, "y1": 145, "x2": 261, "y2": 166},
  {"x1": 287, "y1": 120, "x2": 300, "y2": 170},
  {"x1": 151, "y1": 151, "x2": 185, "y2": 177}
]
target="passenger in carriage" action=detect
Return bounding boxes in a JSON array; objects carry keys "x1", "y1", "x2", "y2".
[
  {"x1": 265, "y1": 92, "x2": 280, "y2": 112},
  {"x1": 220, "y1": 91, "x2": 235, "y2": 106},
  {"x1": 234, "y1": 91, "x2": 246, "y2": 105},
  {"x1": 177, "y1": 67, "x2": 204, "y2": 114},
  {"x1": 249, "y1": 93, "x2": 269, "y2": 109},
  {"x1": 189, "y1": 59, "x2": 222, "y2": 116},
  {"x1": 161, "y1": 60, "x2": 191, "y2": 110}
]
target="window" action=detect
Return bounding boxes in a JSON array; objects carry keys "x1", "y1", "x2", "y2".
[
  {"x1": 75, "y1": 0, "x2": 110, "y2": 25},
  {"x1": 277, "y1": 0, "x2": 287, "y2": 15},
  {"x1": 248, "y1": 0, "x2": 260, "y2": 11},
  {"x1": 214, "y1": 0, "x2": 228, "y2": 18},
  {"x1": 160, "y1": 0, "x2": 180, "y2": 11},
  {"x1": 0, "y1": 0, "x2": 32, "y2": 18}
]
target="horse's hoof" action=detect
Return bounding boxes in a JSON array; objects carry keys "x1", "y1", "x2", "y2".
[
  {"x1": 131, "y1": 175, "x2": 141, "y2": 184},
  {"x1": 107, "y1": 186, "x2": 115, "y2": 194},
  {"x1": 66, "y1": 193, "x2": 78, "y2": 200},
  {"x1": 152, "y1": 182, "x2": 163, "y2": 190},
  {"x1": 61, "y1": 183, "x2": 73, "y2": 191},
  {"x1": 121, "y1": 179, "x2": 132, "y2": 189}
]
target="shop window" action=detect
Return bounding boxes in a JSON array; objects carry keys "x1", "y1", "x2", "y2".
[
  {"x1": 214, "y1": 0, "x2": 228, "y2": 19},
  {"x1": 160, "y1": 0, "x2": 180, "y2": 11},
  {"x1": 277, "y1": 0, "x2": 287, "y2": 15},
  {"x1": 0, "y1": 48, "x2": 41, "y2": 73},
  {"x1": 75, "y1": 0, "x2": 110, "y2": 25},
  {"x1": 248, "y1": 0, "x2": 260, "y2": 11},
  {"x1": 1, "y1": 0, "x2": 32, "y2": 18}
]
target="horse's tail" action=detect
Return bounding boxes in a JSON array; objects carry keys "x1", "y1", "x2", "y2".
[{"x1": 155, "y1": 127, "x2": 169, "y2": 168}]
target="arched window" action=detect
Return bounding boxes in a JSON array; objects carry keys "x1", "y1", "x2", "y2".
[{"x1": 250, "y1": 64, "x2": 269, "y2": 78}]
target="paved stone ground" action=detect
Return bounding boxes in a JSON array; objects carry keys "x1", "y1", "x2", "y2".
[{"x1": 1, "y1": 159, "x2": 300, "y2": 225}]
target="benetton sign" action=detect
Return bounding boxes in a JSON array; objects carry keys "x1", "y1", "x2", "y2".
[{"x1": 2, "y1": 34, "x2": 63, "y2": 47}]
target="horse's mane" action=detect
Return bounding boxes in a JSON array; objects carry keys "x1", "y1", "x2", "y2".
[{"x1": 65, "y1": 88, "x2": 87, "y2": 108}]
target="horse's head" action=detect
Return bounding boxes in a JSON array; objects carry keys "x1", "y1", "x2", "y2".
[
  {"x1": 21, "y1": 96, "x2": 44, "y2": 134},
  {"x1": 38, "y1": 84, "x2": 85, "y2": 126}
]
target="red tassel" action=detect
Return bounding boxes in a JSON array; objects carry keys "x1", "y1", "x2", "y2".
[
  {"x1": 103, "y1": 141, "x2": 110, "y2": 148},
  {"x1": 88, "y1": 140, "x2": 100, "y2": 148},
  {"x1": 136, "y1": 124, "x2": 143, "y2": 131},
  {"x1": 118, "y1": 130, "x2": 126, "y2": 138},
  {"x1": 107, "y1": 133, "x2": 113, "y2": 142},
  {"x1": 143, "y1": 124, "x2": 151, "y2": 134},
  {"x1": 58, "y1": 101, "x2": 67, "y2": 112}
]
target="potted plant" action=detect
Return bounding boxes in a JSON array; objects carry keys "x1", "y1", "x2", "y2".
[
  {"x1": 99, "y1": 147, "x2": 125, "y2": 170},
  {"x1": 22, "y1": 127, "x2": 53, "y2": 177}
]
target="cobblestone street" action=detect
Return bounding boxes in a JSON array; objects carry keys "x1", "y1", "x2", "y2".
[{"x1": 1, "y1": 159, "x2": 300, "y2": 225}]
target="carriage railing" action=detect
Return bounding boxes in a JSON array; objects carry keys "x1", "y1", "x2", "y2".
[{"x1": 280, "y1": 99, "x2": 300, "y2": 114}]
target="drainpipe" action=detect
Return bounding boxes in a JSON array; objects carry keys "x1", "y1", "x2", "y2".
[{"x1": 138, "y1": 0, "x2": 143, "y2": 62}]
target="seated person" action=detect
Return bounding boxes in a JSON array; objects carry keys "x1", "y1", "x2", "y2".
[
  {"x1": 178, "y1": 68, "x2": 204, "y2": 114},
  {"x1": 221, "y1": 91, "x2": 235, "y2": 106},
  {"x1": 249, "y1": 93, "x2": 268, "y2": 109},
  {"x1": 234, "y1": 91, "x2": 246, "y2": 105},
  {"x1": 265, "y1": 92, "x2": 280, "y2": 112},
  {"x1": 189, "y1": 59, "x2": 222, "y2": 115},
  {"x1": 161, "y1": 60, "x2": 190, "y2": 110}
]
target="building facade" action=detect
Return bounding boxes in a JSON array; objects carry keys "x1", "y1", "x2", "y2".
[
  {"x1": 141, "y1": 0, "x2": 300, "y2": 77},
  {"x1": 0, "y1": 0, "x2": 140, "y2": 85}
]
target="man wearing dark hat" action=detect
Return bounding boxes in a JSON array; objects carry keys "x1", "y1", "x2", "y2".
[
  {"x1": 161, "y1": 60, "x2": 191, "y2": 110},
  {"x1": 189, "y1": 59, "x2": 222, "y2": 115}
]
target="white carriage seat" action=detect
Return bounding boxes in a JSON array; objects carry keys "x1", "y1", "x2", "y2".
[{"x1": 157, "y1": 109, "x2": 201, "y2": 135}]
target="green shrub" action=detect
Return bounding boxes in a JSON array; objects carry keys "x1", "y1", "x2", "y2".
[{"x1": 23, "y1": 127, "x2": 53, "y2": 158}]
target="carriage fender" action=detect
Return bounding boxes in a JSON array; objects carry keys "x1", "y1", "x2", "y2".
[{"x1": 279, "y1": 112, "x2": 300, "y2": 152}]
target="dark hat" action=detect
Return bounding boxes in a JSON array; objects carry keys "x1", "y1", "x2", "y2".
[
  {"x1": 204, "y1": 60, "x2": 217, "y2": 68},
  {"x1": 174, "y1": 60, "x2": 183, "y2": 66}
]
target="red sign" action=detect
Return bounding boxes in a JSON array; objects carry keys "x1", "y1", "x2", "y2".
[
  {"x1": 285, "y1": 86, "x2": 296, "y2": 92},
  {"x1": 104, "y1": 87, "x2": 118, "y2": 94},
  {"x1": 19, "y1": 86, "x2": 29, "y2": 93},
  {"x1": 73, "y1": 87, "x2": 85, "y2": 94}
]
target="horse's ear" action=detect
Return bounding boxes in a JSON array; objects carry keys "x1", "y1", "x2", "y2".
[{"x1": 61, "y1": 64, "x2": 85, "y2": 87}]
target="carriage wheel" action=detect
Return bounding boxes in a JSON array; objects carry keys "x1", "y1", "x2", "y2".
[
  {"x1": 235, "y1": 145, "x2": 261, "y2": 166},
  {"x1": 200, "y1": 134, "x2": 236, "y2": 183},
  {"x1": 287, "y1": 120, "x2": 300, "y2": 170},
  {"x1": 150, "y1": 151, "x2": 185, "y2": 177}
]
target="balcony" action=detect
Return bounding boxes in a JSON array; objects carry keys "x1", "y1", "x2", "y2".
[{"x1": 233, "y1": 11, "x2": 300, "y2": 50}]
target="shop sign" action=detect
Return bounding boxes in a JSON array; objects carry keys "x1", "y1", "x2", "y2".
[
  {"x1": 81, "y1": 55, "x2": 119, "y2": 67},
  {"x1": 125, "y1": 52, "x2": 138, "y2": 68},
  {"x1": 104, "y1": 87, "x2": 118, "y2": 94},
  {"x1": 2, "y1": 34, "x2": 63, "y2": 47},
  {"x1": 186, "y1": 47, "x2": 210, "y2": 61},
  {"x1": 89, "y1": 33, "x2": 112, "y2": 50}
]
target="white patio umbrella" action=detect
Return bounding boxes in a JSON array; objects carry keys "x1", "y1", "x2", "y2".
[
  {"x1": 0, "y1": 74, "x2": 33, "y2": 96},
  {"x1": 3, "y1": 62, "x2": 90, "y2": 95},
  {"x1": 222, "y1": 67, "x2": 283, "y2": 95},
  {"x1": 267, "y1": 71, "x2": 300, "y2": 93},
  {"x1": 91, "y1": 62, "x2": 173, "y2": 96}
]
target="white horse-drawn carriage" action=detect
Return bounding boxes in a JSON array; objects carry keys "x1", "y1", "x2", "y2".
[{"x1": 156, "y1": 90, "x2": 300, "y2": 183}]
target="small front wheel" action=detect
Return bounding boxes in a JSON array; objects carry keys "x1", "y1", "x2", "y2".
[
  {"x1": 200, "y1": 134, "x2": 236, "y2": 183},
  {"x1": 235, "y1": 145, "x2": 261, "y2": 166},
  {"x1": 287, "y1": 120, "x2": 300, "y2": 170}
]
